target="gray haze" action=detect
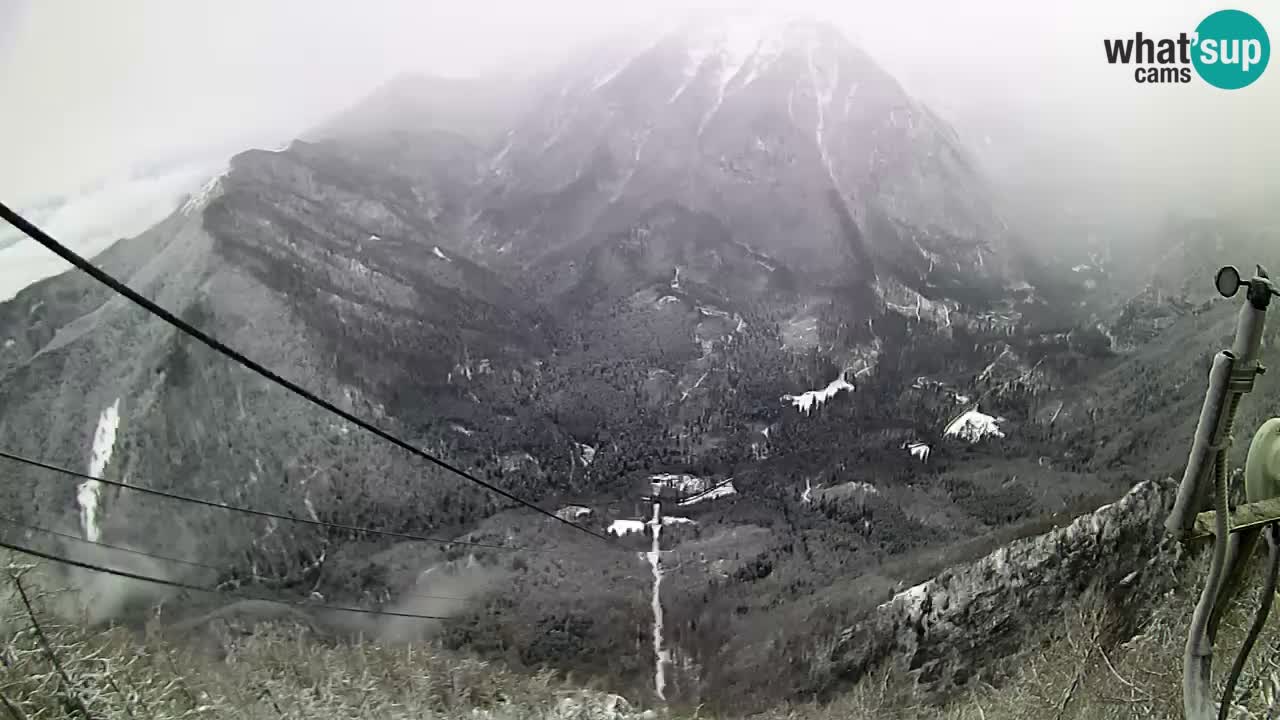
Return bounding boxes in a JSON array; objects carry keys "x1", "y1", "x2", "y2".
[{"x1": 1, "y1": 0, "x2": 1277, "y2": 241}]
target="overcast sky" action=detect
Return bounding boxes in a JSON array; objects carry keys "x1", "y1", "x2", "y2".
[{"x1": 1, "y1": 0, "x2": 1277, "y2": 209}]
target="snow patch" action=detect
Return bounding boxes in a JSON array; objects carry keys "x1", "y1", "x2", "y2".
[
  {"x1": 782, "y1": 371, "x2": 855, "y2": 415},
  {"x1": 449, "y1": 424, "x2": 475, "y2": 436},
  {"x1": 368, "y1": 234, "x2": 381, "y2": 241},
  {"x1": 875, "y1": 277, "x2": 954, "y2": 329},
  {"x1": 2, "y1": 339, "x2": 13, "y2": 349},
  {"x1": 556, "y1": 505, "x2": 593, "y2": 521},
  {"x1": 79, "y1": 400, "x2": 121, "y2": 542},
  {"x1": 609, "y1": 519, "x2": 646, "y2": 536},
  {"x1": 650, "y1": 473, "x2": 713, "y2": 494},
  {"x1": 670, "y1": 266, "x2": 682, "y2": 290},
  {"x1": 657, "y1": 295, "x2": 681, "y2": 306},
  {"x1": 906, "y1": 442, "x2": 931, "y2": 463},
  {"x1": 575, "y1": 442, "x2": 597, "y2": 467},
  {"x1": 889, "y1": 581, "x2": 930, "y2": 605},
  {"x1": 944, "y1": 409, "x2": 1006, "y2": 443},
  {"x1": 678, "y1": 481, "x2": 737, "y2": 506},
  {"x1": 433, "y1": 246, "x2": 450, "y2": 261}
]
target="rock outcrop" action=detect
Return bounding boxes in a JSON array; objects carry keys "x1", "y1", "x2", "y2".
[{"x1": 829, "y1": 477, "x2": 1180, "y2": 699}]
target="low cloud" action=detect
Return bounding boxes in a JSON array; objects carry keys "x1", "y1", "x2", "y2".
[{"x1": 0, "y1": 161, "x2": 218, "y2": 302}]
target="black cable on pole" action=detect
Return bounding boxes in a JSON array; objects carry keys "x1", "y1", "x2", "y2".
[
  {"x1": 0, "y1": 539, "x2": 451, "y2": 621},
  {"x1": 0, "y1": 516, "x2": 472, "y2": 603},
  {"x1": 0, "y1": 201, "x2": 618, "y2": 547},
  {"x1": 0, "y1": 450, "x2": 530, "y2": 553}
]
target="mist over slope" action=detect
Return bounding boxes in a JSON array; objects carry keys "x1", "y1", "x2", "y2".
[{"x1": 2, "y1": 11, "x2": 1277, "y2": 713}]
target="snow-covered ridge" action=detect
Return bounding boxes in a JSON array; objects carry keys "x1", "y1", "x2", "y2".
[
  {"x1": 856, "y1": 479, "x2": 1177, "y2": 697},
  {"x1": 181, "y1": 173, "x2": 225, "y2": 216},
  {"x1": 782, "y1": 371, "x2": 854, "y2": 415}
]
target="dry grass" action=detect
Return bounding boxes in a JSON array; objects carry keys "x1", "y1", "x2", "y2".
[
  {"x1": 7, "y1": 551, "x2": 1280, "y2": 720},
  {"x1": 0, "y1": 560, "x2": 651, "y2": 720}
]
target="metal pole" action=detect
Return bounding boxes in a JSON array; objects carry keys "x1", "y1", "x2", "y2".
[
  {"x1": 1167, "y1": 351, "x2": 1235, "y2": 537},
  {"x1": 1175, "y1": 267, "x2": 1275, "y2": 720},
  {"x1": 1168, "y1": 270, "x2": 1273, "y2": 538}
]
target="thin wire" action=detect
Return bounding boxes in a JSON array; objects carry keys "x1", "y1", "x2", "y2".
[
  {"x1": 0, "y1": 516, "x2": 472, "y2": 603},
  {"x1": 0, "y1": 450, "x2": 528, "y2": 553},
  {"x1": 0, "y1": 539, "x2": 452, "y2": 621},
  {"x1": 0, "y1": 201, "x2": 619, "y2": 547},
  {"x1": 0, "y1": 514, "x2": 221, "y2": 571}
]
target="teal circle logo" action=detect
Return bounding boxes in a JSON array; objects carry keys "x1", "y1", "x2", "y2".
[{"x1": 1193, "y1": 9, "x2": 1270, "y2": 89}]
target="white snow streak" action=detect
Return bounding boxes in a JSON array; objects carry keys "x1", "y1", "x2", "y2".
[
  {"x1": 696, "y1": 20, "x2": 764, "y2": 135},
  {"x1": 668, "y1": 41, "x2": 715, "y2": 103},
  {"x1": 79, "y1": 400, "x2": 121, "y2": 542},
  {"x1": 646, "y1": 498, "x2": 669, "y2": 700},
  {"x1": 806, "y1": 41, "x2": 843, "y2": 195},
  {"x1": 782, "y1": 371, "x2": 854, "y2": 415},
  {"x1": 611, "y1": 129, "x2": 651, "y2": 202},
  {"x1": 433, "y1": 246, "x2": 451, "y2": 262},
  {"x1": 575, "y1": 442, "x2": 597, "y2": 467},
  {"x1": 680, "y1": 371, "x2": 711, "y2": 402},
  {"x1": 907, "y1": 442, "x2": 931, "y2": 463}
]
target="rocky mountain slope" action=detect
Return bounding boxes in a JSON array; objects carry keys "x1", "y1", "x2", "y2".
[{"x1": 4, "y1": 11, "x2": 1272, "y2": 714}]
